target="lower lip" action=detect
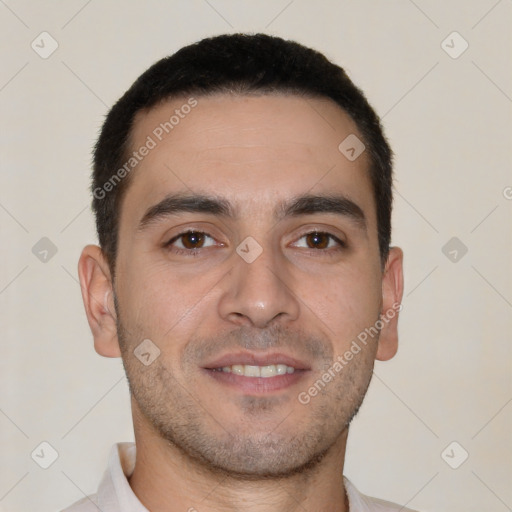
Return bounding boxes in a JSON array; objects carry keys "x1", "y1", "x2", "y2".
[{"x1": 203, "y1": 369, "x2": 308, "y2": 394}]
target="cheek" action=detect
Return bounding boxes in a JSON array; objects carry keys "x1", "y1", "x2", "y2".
[
  {"x1": 300, "y1": 264, "x2": 382, "y2": 344},
  {"x1": 116, "y1": 260, "x2": 220, "y2": 347}
]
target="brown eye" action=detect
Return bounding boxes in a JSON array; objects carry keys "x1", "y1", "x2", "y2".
[
  {"x1": 292, "y1": 231, "x2": 346, "y2": 254},
  {"x1": 166, "y1": 231, "x2": 218, "y2": 253},
  {"x1": 180, "y1": 231, "x2": 205, "y2": 249},
  {"x1": 305, "y1": 232, "x2": 330, "y2": 249}
]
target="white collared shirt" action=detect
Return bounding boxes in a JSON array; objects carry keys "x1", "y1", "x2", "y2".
[{"x1": 62, "y1": 443, "x2": 418, "y2": 512}]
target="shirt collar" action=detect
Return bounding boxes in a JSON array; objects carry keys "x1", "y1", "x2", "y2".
[{"x1": 97, "y1": 442, "x2": 148, "y2": 512}]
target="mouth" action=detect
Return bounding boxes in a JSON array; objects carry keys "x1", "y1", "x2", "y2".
[
  {"x1": 202, "y1": 353, "x2": 311, "y2": 394},
  {"x1": 212, "y1": 363, "x2": 296, "y2": 378}
]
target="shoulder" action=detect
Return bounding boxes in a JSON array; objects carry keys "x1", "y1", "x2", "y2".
[
  {"x1": 60, "y1": 494, "x2": 100, "y2": 512},
  {"x1": 360, "y1": 495, "x2": 419, "y2": 511},
  {"x1": 344, "y1": 477, "x2": 419, "y2": 512}
]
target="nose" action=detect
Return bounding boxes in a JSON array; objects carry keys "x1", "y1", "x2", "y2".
[{"x1": 217, "y1": 241, "x2": 300, "y2": 329}]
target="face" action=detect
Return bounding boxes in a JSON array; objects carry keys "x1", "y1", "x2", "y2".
[{"x1": 81, "y1": 93, "x2": 403, "y2": 478}]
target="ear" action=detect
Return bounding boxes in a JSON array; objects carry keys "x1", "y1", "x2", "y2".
[
  {"x1": 376, "y1": 246, "x2": 404, "y2": 361},
  {"x1": 78, "y1": 245, "x2": 121, "y2": 358}
]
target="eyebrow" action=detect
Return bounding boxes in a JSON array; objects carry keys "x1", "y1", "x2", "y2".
[{"x1": 137, "y1": 192, "x2": 367, "y2": 232}]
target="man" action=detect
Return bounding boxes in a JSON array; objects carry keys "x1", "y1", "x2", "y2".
[{"x1": 67, "y1": 33, "x2": 411, "y2": 511}]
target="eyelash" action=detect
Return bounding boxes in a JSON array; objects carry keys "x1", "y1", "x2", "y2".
[{"x1": 164, "y1": 230, "x2": 346, "y2": 257}]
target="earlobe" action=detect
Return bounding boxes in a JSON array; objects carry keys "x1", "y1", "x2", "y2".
[
  {"x1": 376, "y1": 247, "x2": 404, "y2": 361},
  {"x1": 77, "y1": 245, "x2": 121, "y2": 358}
]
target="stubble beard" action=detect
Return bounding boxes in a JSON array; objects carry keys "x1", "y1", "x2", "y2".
[{"x1": 116, "y1": 312, "x2": 376, "y2": 480}]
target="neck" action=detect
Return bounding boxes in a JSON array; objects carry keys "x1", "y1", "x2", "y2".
[{"x1": 128, "y1": 406, "x2": 350, "y2": 512}]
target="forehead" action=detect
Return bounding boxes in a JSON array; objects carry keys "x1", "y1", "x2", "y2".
[{"x1": 123, "y1": 93, "x2": 375, "y2": 226}]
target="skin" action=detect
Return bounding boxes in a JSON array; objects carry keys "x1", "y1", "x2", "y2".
[{"x1": 78, "y1": 93, "x2": 404, "y2": 512}]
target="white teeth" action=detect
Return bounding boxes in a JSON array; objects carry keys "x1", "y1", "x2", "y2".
[
  {"x1": 245, "y1": 365, "x2": 261, "y2": 377},
  {"x1": 218, "y1": 364, "x2": 296, "y2": 377},
  {"x1": 260, "y1": 365, "x2": 276, "y2": 377},
  {"x1": 276, "y1": 364, "x2": 287, "y2": 375},
  {"x1": 232, "y1": 365, "x2": 244, "y2": 375}
]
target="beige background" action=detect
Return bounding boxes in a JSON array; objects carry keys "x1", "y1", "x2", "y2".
[{"x1": 1, "y1": 1, "x2": 511, "y2": 511}]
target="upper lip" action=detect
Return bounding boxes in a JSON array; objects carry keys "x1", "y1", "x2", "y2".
[{"x1": 203, "y1": 352, "x2": 311, "y2": 371}]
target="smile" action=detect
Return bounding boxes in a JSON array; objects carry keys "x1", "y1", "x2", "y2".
[{"x1": 213, "y1": 364, "x2": 296, "y2": 378}]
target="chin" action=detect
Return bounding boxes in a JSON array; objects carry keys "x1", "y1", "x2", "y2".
[{"x1": 160, "y1": 424, "x2": 335, "y2": 481}]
